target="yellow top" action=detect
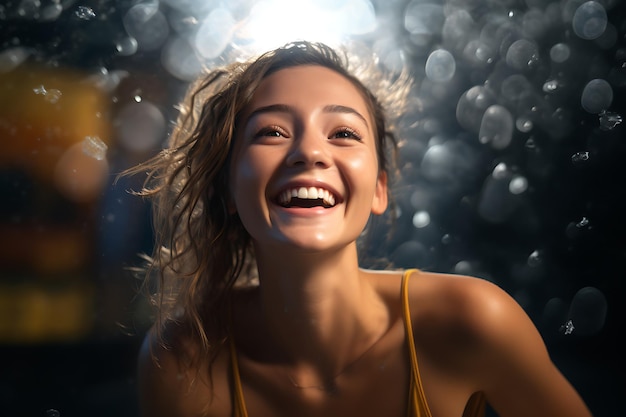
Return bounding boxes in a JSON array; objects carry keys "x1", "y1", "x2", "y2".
[
  {"x1": 229, "y1": 269, "x2": 487, "y2": 417},
  {"x1": 402, "y1": 269, "x2": 486, "y2": 417}
]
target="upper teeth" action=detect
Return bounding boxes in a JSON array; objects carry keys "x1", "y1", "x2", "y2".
[{"x1": 278, "y1": 187, "x2": 336, "y2": 207}]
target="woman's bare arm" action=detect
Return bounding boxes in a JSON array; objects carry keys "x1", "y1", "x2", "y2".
[{"x1": 461, "y1": 277, "x2": 593, "y2": 417}]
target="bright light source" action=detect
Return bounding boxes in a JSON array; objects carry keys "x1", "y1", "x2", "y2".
[{"x1": 192, "y1": 0, "x2": 377, "y2": 60}]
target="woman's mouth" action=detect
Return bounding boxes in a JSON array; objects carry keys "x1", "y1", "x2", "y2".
[{"x1": 277, "y1": 187, "x2": 337, "y2": 208}]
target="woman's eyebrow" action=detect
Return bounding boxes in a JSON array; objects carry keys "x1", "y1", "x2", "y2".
[
  {"x1": 245, "y1": 104, "x2": 369, "y2": 127},
  {"x1": 247, "y1": 104, "x2": 293, "y2": 120},
  {"x1": 322, "y1": 104, "x2": 369, "y2": 127}
]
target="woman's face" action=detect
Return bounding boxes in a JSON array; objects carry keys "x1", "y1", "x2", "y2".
[{"x1": 229, "y1": 65, "x2": 387, "y2": 253}]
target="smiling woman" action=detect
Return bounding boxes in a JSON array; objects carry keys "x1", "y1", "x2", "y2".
[{"x1": 121, "y1": 42, "x2": 593, "y2": 417}]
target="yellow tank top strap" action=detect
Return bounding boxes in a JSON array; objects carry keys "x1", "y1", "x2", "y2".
[
  {"x1": 402, "y1": 268, "x2": 486, "y2": 417},
  {"x1": 229, "y1": 326, "x2": 249, "y2": 417},
  {"x1": 401, "y1": 269, "x2": 433, "y2": 417}
]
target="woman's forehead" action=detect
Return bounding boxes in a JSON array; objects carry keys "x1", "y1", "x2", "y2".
[
  {"x1": 243, "y1": 65, "x2": 374, "y2": 124},
  {"x1": 264, "y1": 66, "x2": 362, "y2": 97}
]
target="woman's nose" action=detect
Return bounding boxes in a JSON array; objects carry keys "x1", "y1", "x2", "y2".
[{"x1": 285, "y1": 131, "x2": 331, "y2": 168}]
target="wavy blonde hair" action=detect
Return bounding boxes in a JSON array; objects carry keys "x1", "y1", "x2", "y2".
[{"x1": 123, "y1": 41, "x2": 412, "y2": 369}]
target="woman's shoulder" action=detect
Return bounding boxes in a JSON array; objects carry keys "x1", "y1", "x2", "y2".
[
  {"x1": 404, "y1": 270, "x2": 538, "y2": 341},
  {"x1": 366, "y1": 268, "x2": 537, "y2": 337},
  {"x1": 368, "y1": 268, "x2": 512, "y2": 313},
  {"x1": 403, "y1": 269, "x2": 552, "y2": 380}
]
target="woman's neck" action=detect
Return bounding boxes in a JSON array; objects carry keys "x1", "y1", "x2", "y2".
[{"x1": 251, "y1": 242, "x2": 390, "y2": 386}]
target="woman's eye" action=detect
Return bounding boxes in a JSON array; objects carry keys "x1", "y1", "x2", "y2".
[
  {"x1": 254, "y1": 126, "x2": 287, "y2": 138},
  {"x1": 331, "y1": 128, "x2": 362, "y2": 141}
]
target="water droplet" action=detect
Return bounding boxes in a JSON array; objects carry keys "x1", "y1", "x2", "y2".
[
  {"x1": 492, "y1": 162, "x2": 508, "y2": 179},
  {"x1": 598, "y1": 110, "x2": 622, "y2": 130},
  {"x1": 44, "y1": 89, "x2": 62, "y2": 103},
  {"x1": 82, "y1": 136, "x2": 108, "y2": 161},
  {"x1": 75, "y1": 5, "x2": 96, "y2": 20},
  {"x1": 46, "y1": 409, "x2": 61, "y2": 417},
  {"x1": 161, "y1": 35, "x2": 204, "y2": 81},
  {"x1": 412, "y1": 210, "x2": 431, "y2": 228},
  {"x1": 454, "y1": 260, "x2": 473, "y2": 275},
  {"x1": 391, "y1": 240, "x2": 427, "y2": 268},
  {"x1": 516, "y1": 117, "x2": 533, "y2": 132},
  {"x1": 581, "y1": 78, "x2": 613, "y2": 114},
  {"x1": 420, "y1": 143, "x2": 457, "y2": 182},
  {"x1": 506, "y1": 39, "x2": 539, "y2": 71},
  {"x1": 116, "y1": 101, "x2": 166, "y2": 152},
  {"x1": 425, "y1": 49, "x2": 456, "y2": 82},
  {"x1": 550, "y1": 43, "x2": 570, "y2": 63},
  {"x1": 542, "y1": 79, "x2": 559, "y2": 92},
  {"x1": 571, "y1": 151, "x2": 589, "y2": 164},
  {"x1": 576, "y1": 216, "x2": 590, "y2": 228},
  {"x1": 0, "y1": 47, "x2": 31, "y2": 73},
  {"x1": 123, "y1": 4, "x2": 169, "y2": 51},
  {"x1": 40, "y1": 4, "x2": 63, "y2": 21},
  {"x1": 33, "y1": 85, "x2": 62, "y2": 103},
  {"x1": 527, "y1": 250, "x2": 542, "y2": 267},
  {"x1": 560, "y1": 319, "x2": 575, "y2": 335},
  {"x1": 572, "y1": 1, "x2": 607, "y2": 40},
  {"x1": 509, "y1": 176, "x2": 528, "y2": 195},
  {"x1": 116, "y1": 37, "x2": 138, "y2": 56},
  {"x1": 33, "y1": 85, "x2": 47, "y2": 95},
  {"x1": 456, "y1": 86, "x2": 495, "y2": 134},
  {"x1": 567, "y1": 287, "x2": 607, "y2": 335},
  {"x1": 479, "y1": 105, "x2": 514, "y2": 149},
  {"x1": 194, "y1": 7, "x2": 235, "y2": 59},
  {"x1": 17, "y1": 0, "x2": 40, "y2": 19},
  {"x1": 405, "y1": 3, "x2": 444, "y2": 36}
]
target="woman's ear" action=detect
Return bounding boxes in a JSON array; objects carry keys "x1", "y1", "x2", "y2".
[{"x1": 371, "y1": 171, "x2": 388, "y2": 215}]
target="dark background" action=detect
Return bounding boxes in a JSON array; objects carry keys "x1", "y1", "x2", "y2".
[{"x1": 1, "y1": 0, "x2": 624, "y2": 416}]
